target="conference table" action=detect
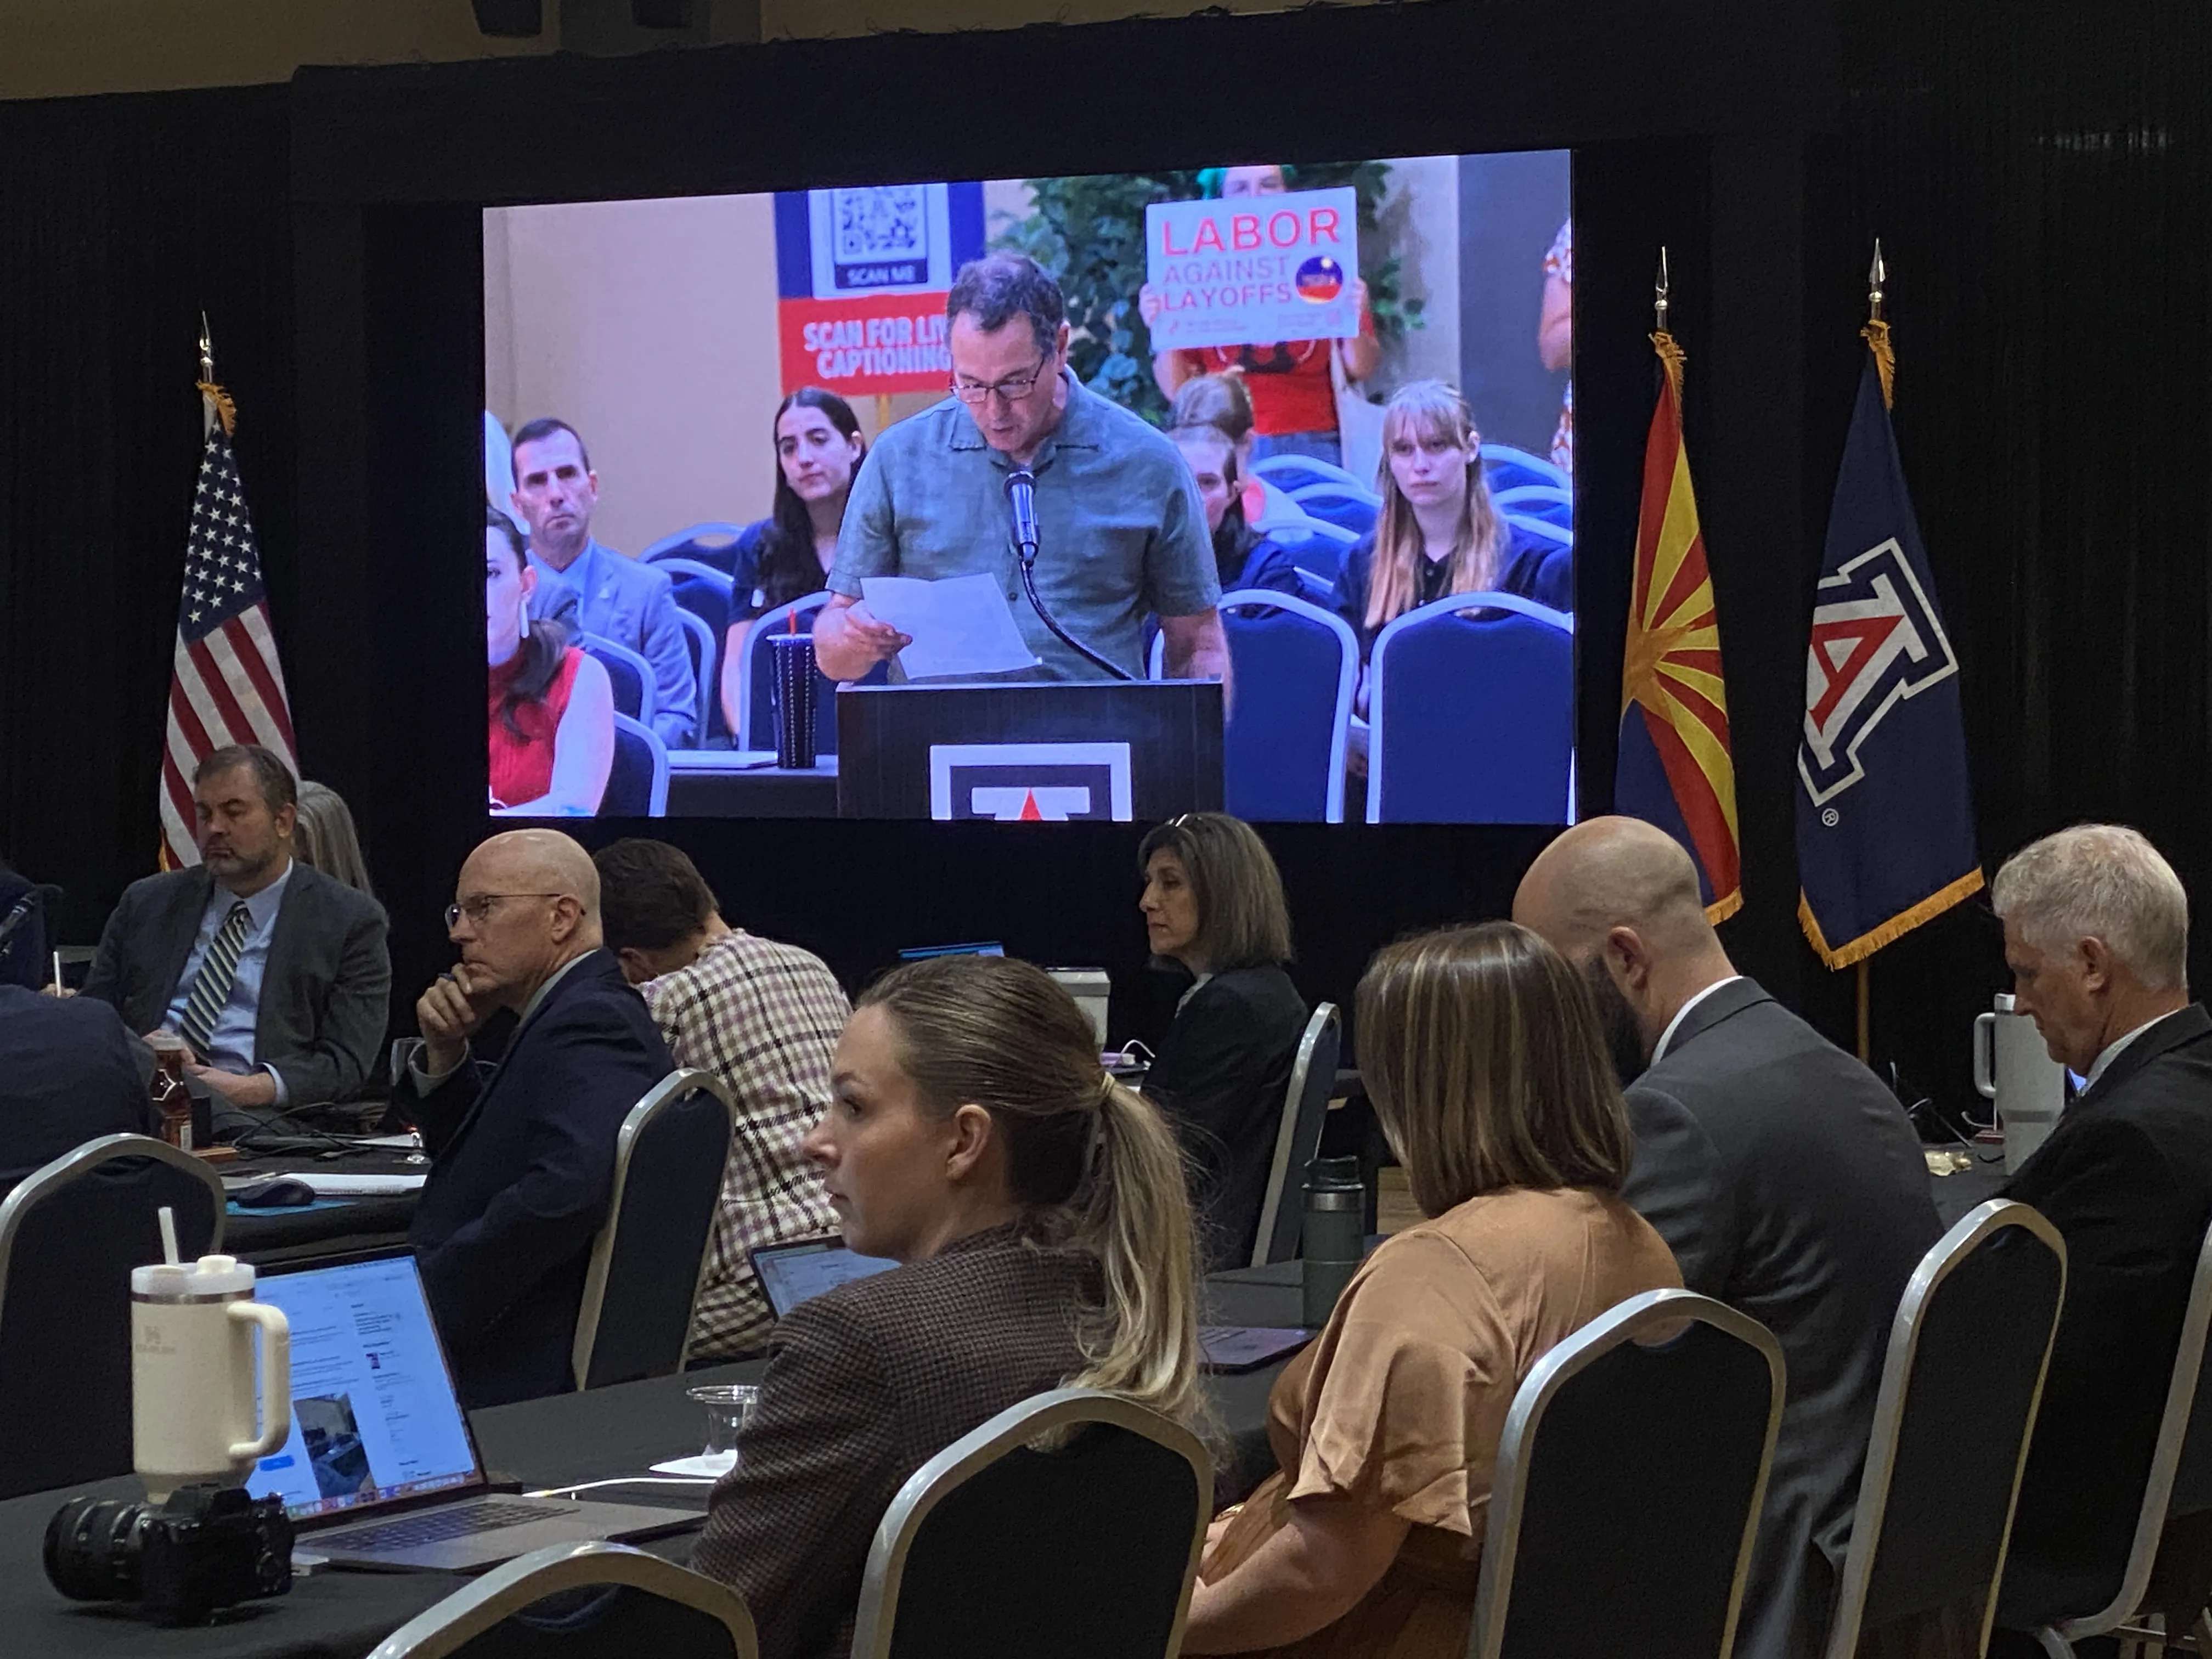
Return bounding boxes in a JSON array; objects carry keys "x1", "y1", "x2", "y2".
[{"x1": 0, "y1": 1266, "x2": 1300, "y2": 1657}]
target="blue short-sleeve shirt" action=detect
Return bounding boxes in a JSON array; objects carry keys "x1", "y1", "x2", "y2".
[{"x1": 828, "y1": 371, "x2": 1221, "y2": 681}]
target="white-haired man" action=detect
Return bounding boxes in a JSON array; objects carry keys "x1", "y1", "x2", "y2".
[{"x1": 1993, "y1": 824, "x2": 2212, "y2": 1641}]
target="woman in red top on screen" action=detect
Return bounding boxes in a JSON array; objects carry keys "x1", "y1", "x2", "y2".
[
  {"x1": 485, "y1": 506, "x2": 615, "y2": 816},
  {"x1": 1141, "y1": 164, "x2": 1382, "y2": 469}
]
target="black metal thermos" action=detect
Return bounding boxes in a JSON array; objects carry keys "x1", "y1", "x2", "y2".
[{"x1": 1300, "y1": 1155, "x2": 1365, "y2": 1328}]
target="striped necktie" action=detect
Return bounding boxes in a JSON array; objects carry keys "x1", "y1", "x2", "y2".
[{"x1": 179, "y1": 901, "x2": 252, "y2": 1057}]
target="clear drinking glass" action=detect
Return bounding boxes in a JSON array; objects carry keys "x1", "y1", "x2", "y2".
[{"x1": 688, "y1": 1384, "x2": 760, "y2": 1457}]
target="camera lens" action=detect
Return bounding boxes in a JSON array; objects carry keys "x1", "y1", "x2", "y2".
[{"x1": 44, "y1": 1497, "x2": 148, "y2": 1602}]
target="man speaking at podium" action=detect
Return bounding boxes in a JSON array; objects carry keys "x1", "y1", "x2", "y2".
[{"x1": 812, "y1": 252, "x2": 1231, "y2": 689}]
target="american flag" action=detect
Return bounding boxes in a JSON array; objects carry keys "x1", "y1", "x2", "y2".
[{"x1": 159, "y1": 402, "x2": 297, "y2": 868}]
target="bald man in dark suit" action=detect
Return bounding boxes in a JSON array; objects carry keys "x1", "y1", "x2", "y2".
[{"x1": 1517, "y1": 817, "x2": 1942, "y2": 1659}]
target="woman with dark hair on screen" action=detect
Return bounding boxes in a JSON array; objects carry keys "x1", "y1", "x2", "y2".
[
  {"x1": 719, "y1": 388, "x2": 867, "y2": 736},
  {"x1": 691, "y1": 953, "x2": 1203, "y2": 1659},
  {"x1": 1137, "y1": 812, "x2": 1309, "y2": 1269},
  {"x1": 1182, "y1": 923, "x2": 1678, "y2": 1657},
  {"x1": 485, "y1": 506, "x2": 614, "y2": 816}
]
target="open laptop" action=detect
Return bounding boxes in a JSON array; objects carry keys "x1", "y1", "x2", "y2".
[
  {"x1": 246, "y1": 1249, "x2": 693, "y2": 1572},
  {"x1": 749, "y1": 1236, "x2": 898, "y2": 1318}
]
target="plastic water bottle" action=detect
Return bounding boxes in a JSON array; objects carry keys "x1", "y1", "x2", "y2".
[{"x1": 1301, "y1": 1155, "x2": 1365, "y2": 1328}]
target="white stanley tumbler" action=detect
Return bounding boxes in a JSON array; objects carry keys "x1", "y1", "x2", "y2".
[
  {"x1": 130, "y1": 1254, "x2": 291, "y2": 1502},
  {"x1": 1973, "y1": 992, "x2": 2068, "y2": 1173}
]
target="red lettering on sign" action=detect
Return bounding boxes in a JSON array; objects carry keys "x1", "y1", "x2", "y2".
[
  {"x1": 1268, "y1": 211, "x2": 1301, "y2": 247},
  {"x1": 1310, "y1": 207, "x2": 1341, "y2": 244},
  {"x1": 1231, "y1": 215, "x2": 1261, "y2": 251},
  {"x1": 1193, "y1": 218, "x2": 1226, "y2": 253}
]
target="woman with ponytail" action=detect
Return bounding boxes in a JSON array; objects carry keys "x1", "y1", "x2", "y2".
[
  {"x1": 1181, "y1": 923, "x2": 1678, "y2": 1657},
  {"x1": 691, "y1": 952, "x2": 1202, "y2": 1659}
]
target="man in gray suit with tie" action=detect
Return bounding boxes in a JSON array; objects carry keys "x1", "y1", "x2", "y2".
[
  {"x1": 82, "y1": 744, "x2": 391, "y2": 1111},
  {"x1": 1516, "y1": 816, "x2": 1942, "y2": 1659},
  {"x1": 509, "y1": 418, "x2": 698, "y2": 749}
]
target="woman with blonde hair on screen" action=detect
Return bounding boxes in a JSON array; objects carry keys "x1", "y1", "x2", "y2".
[
  {"x1": 1335, "y1": 380, "x2": 1571, "y2": 681},
  {"x1": 1181, "y1": 922, "x2": 1678, "y2": 1657}
]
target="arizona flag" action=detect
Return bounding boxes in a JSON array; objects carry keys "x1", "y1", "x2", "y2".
[
  {"x1": 1796, "y1": 329, "x2": 1981, "y2": 966},
  {"x1": 1616, "y1": 331, "x2": 1741, "y2": 921}
]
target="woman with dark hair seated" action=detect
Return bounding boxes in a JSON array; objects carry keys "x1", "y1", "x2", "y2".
[
  {"x1": 690, "y1": 953, "x2": 1204, "y2": 1659},
  {"x1": 485, "y1": 507, "x2": 614, "y2": 816},
  {"x1": 1182, "y1": 923, "x2": 1679, "y2": 1656},
  {"x1": 1138, "y1": 812, "x2": 1309, "y2": 1269},
  {"x1": 719, "y1": 387, "x2": 866, "y2": 736}
]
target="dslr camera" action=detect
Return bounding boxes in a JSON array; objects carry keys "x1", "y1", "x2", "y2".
[{"x1": 45, "y1": 1482, "x2": 294, "y2": 1625}]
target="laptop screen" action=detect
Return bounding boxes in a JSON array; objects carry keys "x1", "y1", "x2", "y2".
[
  {"x1": 243, "y1": 1253, "x2": 484, "y2": 1523},
  {"x1": 751, "y1": 1237, "x2": 896, "y2": 1318}
]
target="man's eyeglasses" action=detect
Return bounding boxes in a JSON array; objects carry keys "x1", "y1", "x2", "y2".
[
  {"x1": 444, "y1": 893, "x2": 563, "y2": 929},
  {"x1": 952, "y1": 356, "x2": 1052, "y2": 405}
]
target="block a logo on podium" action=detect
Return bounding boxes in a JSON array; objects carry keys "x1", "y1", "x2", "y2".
[{"x1": 927, "y1": 742, "x2": 1135, "y2": 822}]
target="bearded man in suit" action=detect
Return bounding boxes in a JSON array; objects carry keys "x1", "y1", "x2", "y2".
[
  {"x1": 82, "y1": 744, "x2": 388, "y2": 1111},
  {"x1": 1515, "y1": 816, "x2": 1941, "y2": 1659}
]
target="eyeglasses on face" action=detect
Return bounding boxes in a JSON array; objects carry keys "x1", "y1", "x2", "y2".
[
  {"x1": 444, "y1": 892, "x2": 563, "y2": 929},
  {"x1": 951, "y1": 356, "x2": 1052, "y2": 405}
]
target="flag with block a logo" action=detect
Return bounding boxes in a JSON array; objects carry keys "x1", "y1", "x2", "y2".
[{"x1": 1796, "y1": 335, "x2": 1981, "y2": 967}]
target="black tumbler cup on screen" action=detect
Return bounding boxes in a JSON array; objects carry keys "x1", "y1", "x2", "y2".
[{"x1": 768, "y1": 633, "x2": 819, "y2": 769}]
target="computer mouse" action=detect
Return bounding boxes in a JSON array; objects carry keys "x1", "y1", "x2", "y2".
[{"x1": 235, "y1": 1176, "x2": 318, "y2": 1207}]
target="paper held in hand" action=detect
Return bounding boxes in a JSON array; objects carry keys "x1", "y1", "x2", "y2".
[
  {"x1": 1145, "y1": 184, "x2": 1362, "y2": 352},
  {"x1": 861, "y1": 572, "x2": 1041, "y2": 680}
]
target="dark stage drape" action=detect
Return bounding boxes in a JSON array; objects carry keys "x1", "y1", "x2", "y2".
[
  {"x1": 0, "y1": 85, "x2": 295, "y2": 950},
  {"x1": 1, "y1": 1, "x2": 2208, "y2": 1120}
]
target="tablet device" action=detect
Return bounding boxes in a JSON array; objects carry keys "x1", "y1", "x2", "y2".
[{"x1": 1199, "y1": 1325, "x2": 1314, "y2": 1374}]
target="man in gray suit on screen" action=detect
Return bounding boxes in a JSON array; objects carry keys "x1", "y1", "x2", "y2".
[
  {"x1": 509, "y1": 417, "x2": 698, "y2": 749},
  {"x1": 1515, "y1": 816, "x2": 1942, "y2": 1659}
]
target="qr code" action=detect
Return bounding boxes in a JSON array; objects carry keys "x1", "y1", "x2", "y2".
[{"x1": 833, "y1": 187, "x2": 927, "y2": 262}]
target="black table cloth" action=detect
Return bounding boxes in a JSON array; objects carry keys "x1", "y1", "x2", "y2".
[{"x1": 0, "y1": 1275, "x2": 1303, "y2": 1657}]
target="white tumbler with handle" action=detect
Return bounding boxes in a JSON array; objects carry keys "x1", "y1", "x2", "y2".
[
  {"x1": 131, "y1": 1254, "x2": 291, "y2": 1502},
  {"x1": 1974, "y1": 991, "x2": 2068, "y2": 1173}
]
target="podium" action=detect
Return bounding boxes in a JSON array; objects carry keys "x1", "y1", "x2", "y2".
[{"x1": 836, "y1": 681, "x2": 1224, "y2": 820}]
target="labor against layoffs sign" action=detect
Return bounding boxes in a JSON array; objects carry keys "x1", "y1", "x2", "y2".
[{"x1": 1144, "y1": 186, "x2": 1362, "y2": 352}]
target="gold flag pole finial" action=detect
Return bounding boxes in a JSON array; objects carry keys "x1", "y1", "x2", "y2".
[
  {"x1": 196, "y1": 313, "x2": 236, "y2": 437},
  {"x1": 1861, "y1": 238, "x2": 1895, "y2": 409}
]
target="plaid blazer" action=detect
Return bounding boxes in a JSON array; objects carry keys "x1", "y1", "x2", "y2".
[
  {"x1": 691, "y1": 1223, "x2": 1099, "y2": 1659},
  {"x1": 642, "y1": 929, "x2": 847, "y2": 1358}
]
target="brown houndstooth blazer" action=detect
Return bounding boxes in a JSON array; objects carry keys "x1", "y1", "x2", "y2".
[{"x1": 690, "y1": 1221, "x2": 1099, "y2": 1659}]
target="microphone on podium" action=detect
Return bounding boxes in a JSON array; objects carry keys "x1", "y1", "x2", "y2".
[
  {"x1": 1006, "y1": 467, "x2": 1041, "y2": 568},
  {"x1": 1003, "y1": 466, "x2": 1132, "y2": 681}
]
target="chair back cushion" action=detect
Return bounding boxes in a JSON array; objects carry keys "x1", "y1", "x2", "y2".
[
  {"x1": 438, "y1": 1584, "x2": 745, "y2": 1658},
  {"x1": 1222, "y1": 603, "x2": 1349, "y2": 822},
  {"x1": 1372, "y1": 603, "x2": 1572, "y2": 823},
  {"x1": 884, "y1": 1424, "x2": 1199, "y2": 1659},
  {"x1": 1855, "y1": 1218, "x2": 2066, "y2": 1629},
  {"x1": 604, "y1": 724, "x2": 657, "y2": 816},
  {"x1": 0, "y1": 1150, "x2": 221, "y2": 1497},
  {"x1": 580, "y1": 1086, "x2": 732, "y2": 1389},
  {"x1": 1258, "y1": 1009, "x2": 1341, "y2": 1265},
  {"x1": 1488, "y1": 1312, "x2": 1775, "y2": 1659}
]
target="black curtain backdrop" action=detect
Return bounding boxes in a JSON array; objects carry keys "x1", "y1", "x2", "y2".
[{"x1": 3, "y1": 0, "x2": 2207, "y2": 1127}]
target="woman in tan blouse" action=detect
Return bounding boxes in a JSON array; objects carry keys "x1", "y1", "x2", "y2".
[{"x1": 1181, "y1": 922, "x2": 1681, "y2": 1656}]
